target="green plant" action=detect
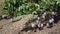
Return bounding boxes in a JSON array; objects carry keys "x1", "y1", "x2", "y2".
[
  {"x1": 0, "y1": 15, "x2": 2, "y2": 20},
  {"x1": 4, "y1": 0, "x2": 60, "y2": 17}
]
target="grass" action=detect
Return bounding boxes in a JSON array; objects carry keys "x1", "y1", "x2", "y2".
[
  {"x1": 56, "y1": 0, "x2": 60, "y2": 3},
  {"x1": 0, "y1": 0, "x2": 9, "y2": 20},
  {"x1": 0, "y1": 0, "x2": 9, "y2": 15}
]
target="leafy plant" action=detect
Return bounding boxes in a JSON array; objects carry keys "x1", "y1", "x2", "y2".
[
  {"x1": 4, "y1": 0, "x2": 60, "y2": 17},
  {"x1": 0, "y1": 15, "x2": 2, "y2": 20}
]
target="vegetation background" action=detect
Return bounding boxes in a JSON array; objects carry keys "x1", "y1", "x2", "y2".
[{"x1": 0, "y1": 0, "x2": 60, "y2": 20}]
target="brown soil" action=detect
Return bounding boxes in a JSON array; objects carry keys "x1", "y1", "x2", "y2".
[{"x1": 0, "y1": 14, "x2": 60, "y2": 34}]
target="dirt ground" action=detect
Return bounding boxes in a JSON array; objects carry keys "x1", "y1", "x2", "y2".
[
  {"x1": 19, "y1": 20, "x2": 60, "y2": 34},
  {"x1": 0, "y1": 14, "x2": 33, "y2": 34},
  {"x1": 0, "y1": 14, "x2": 60, "y2": 34}
]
